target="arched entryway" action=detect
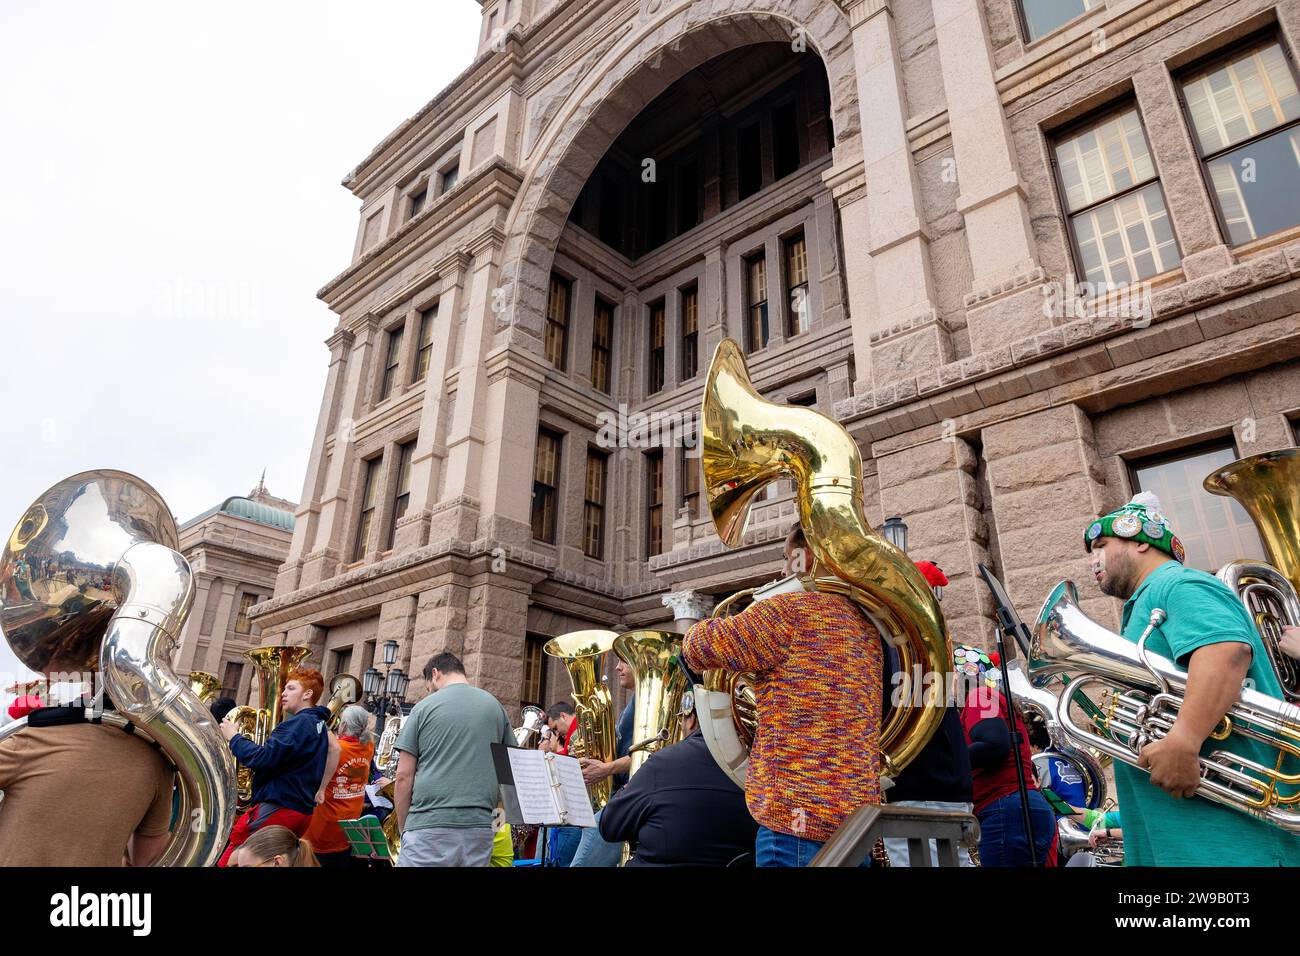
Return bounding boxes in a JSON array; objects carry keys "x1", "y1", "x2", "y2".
[{"x1": 498, "y1": 1, "x2": 860, "y2": 354}]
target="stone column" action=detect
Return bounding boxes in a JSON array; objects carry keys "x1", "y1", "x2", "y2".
[
  {"x1": 844, "y1": 0, "x2": 939, "y2": 327},
  {"x1": 1132, "y1": 66, "x2": 1231, "y2": 279},
  {"x1": 201, "y1": 581, "x2": 239, "y2": 673},
  {"x1": 662, "y1": 590, "x2": 714, "y2": 633},
  {"x1": 301, "y1": 316, "x2": 380, "y2": 587},
  {"x1": 279, "y1": 327, "x2": 355, "y2": 593},
  {"x1": 932, "y1": 0, "x2": 1038, "y2": 291},
  {"x1": 700, "y1": 247, "x2": 725, "y2": 361},
  {"x1": 396, "y1": 251, "x2": 472, "y2": 551},
  {"x1": 441, "y1": 234, "x2": 502, "y2": 524},
  {"x1": 175, "y1": 573, "x2": 215, "y2": 673},
  {"x1": 982, "y1": 405, "x2": 1116, "y2": 630},
  {"x1": 875, "y1": 438, "x2": 995, "y2": 645},
  {"x1": 476, "y1": 349, "x2": 546, "y2": 546}
]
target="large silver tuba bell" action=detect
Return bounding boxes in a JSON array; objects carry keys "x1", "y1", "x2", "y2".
[{"x1": 0, "y1": 471, "x2": 239, "y2": 866}]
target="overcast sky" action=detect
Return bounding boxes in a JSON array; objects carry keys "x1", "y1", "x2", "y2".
[{"x1": 0, "y1": 1, "x2": 483, "y2": 697}]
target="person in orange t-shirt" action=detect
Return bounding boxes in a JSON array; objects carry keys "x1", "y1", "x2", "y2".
[{"x1": 304, "y1": 705, "x2": 376, "y2": 867}]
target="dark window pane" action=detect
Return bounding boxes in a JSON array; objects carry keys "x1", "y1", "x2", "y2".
[
  {"x1": 773, "y1": 101, "x2": 800, "y2": 179},
  {"x1": 677, "y1": 159, "x2": 700, "y2": 233},
  {"x1": 1021, "y1": 0, "x2": 1097, "y2": 42},
  {"x1": 1205, "y1": 127, "x2": 1300, "y2": 245},
  {"x1": 739, "y1": 123, "x2": 762, "y2": 200}
]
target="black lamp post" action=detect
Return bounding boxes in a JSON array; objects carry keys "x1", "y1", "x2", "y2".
[{"x1": 365, "y1": 640, "x2": 410, "y2": 741}]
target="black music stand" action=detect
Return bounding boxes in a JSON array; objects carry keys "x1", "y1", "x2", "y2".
[{"x1": 978, "y1": 563, "x2": 1039, "y2": 867}]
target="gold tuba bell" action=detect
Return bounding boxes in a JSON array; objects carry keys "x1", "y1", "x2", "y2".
[
  {"x1": 544, "y1": 630, "x2": 619, "y2": 809},
  {"x1": 0, "y1": 470, "x2": 239, "y2": 866},
  {"x1": 613, "y1": 630, "x2": 689, "y2": 776},
  {"x1": 189, "y1": 670, "x2": 222, "y2": 704},
  {"x1": 695, "y1": 339, "x2": 951, "y2": 781},
  {"x1": 1204, "y1": 447, "x2": 1300, "y2": 700}
]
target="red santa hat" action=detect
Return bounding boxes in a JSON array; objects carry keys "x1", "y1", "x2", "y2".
[{"x1": 914, "y1": 561, "x2": 949, "y2": 589}]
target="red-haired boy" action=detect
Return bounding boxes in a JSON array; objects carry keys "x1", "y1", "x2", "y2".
[{"x1": 217, "y1": 667, "x2": 339, "y2": 867}]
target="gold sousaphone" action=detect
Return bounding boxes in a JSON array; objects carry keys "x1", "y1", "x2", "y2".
[
  {"x1": 544, "y1": 630, "x2": 619, "y2": 809},
  {"x1": 614, "y1": 630, "x2": 689, "y2": 775},
  {"x1": 696, "y1": 339, "x2": 952, "y2": 785}
]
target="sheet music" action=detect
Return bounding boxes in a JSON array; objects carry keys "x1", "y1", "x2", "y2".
[
  {"x1": 549, "y1": 754, "x2": 597, "y2": 828},
  {"x1": 504, "y1": 749, "x2": 597, "y2": 827}
]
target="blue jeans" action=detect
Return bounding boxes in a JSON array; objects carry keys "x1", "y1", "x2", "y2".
[
  {"x1": 570, "y1": 809, "x2": 624, "y2": 867},
  {"x1": 977, "y1": 790, "x2": 1056, "y2": 867},
  {"x1": 756, "y1": 826, "x2": 872, "y2": 868},
  {"x1": 544, "y1": 826, "x2": 582, "y2": 867}
]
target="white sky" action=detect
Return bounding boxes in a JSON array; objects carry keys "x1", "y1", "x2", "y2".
[{"x1": 0, "y1": 0, "x2": 483, "y2": 699}]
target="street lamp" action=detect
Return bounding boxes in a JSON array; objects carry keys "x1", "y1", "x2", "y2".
[
  {"x1": 364, "y1": 646, "x2": 410, "y2": 743},
  {"x1": 882, "y1": 516, "x2": 908, "y2": 554}
]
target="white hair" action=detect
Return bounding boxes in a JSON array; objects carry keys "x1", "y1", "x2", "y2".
[{"x1": 338, "y1": 704, "x2": 373, "y2": 744}]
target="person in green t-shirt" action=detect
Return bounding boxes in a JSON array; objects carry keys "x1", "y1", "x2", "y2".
[
  {"x1": 392, "y1": 652, "x2": 516, "y2": 867},
  {"x1": 1082, "y1": 493, "x2": 1300, "y2": 866}
]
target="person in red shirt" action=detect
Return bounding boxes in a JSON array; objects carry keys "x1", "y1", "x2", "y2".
[
  {"x1": 542, "y1": 702, "x2": 578, "y2": 755},
  {"x1": 955, "y1": 645, "x2": 1057, "y2": 866},
  {"x1": 303, "y1": 704, "x2": 376, "y2": 868}
]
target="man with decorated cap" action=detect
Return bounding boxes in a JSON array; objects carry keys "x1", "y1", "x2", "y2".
[{"x1": 1084, "y1": 492, "x2": 1300, "y2": 866}]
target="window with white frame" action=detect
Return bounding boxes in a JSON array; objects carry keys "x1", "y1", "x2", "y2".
[
  {"x1": 1180, "y1": 37, "x2": 1300, "y2": 246},
  {"x1": 1054, "y1": 107, "x2": 1182, "y2": 287}
]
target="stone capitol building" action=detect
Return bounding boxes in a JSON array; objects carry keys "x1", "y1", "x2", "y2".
[{"x1": 248, "y1": 0, "x2": 1300, "y2": 718}]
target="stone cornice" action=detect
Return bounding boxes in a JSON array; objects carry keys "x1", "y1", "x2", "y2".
[
  {"x1": 319, "y1": 160, "x2": 524, "y2": 311},
  {"x1": 835, "y1": 242, "x2": 1300, "y2": 440},
  {"x1": 841, "y1": 0, "x2": 890, "y2": 28},
  {"x1": 325, "y1": 328, "x2": 356, "y2": 354}
]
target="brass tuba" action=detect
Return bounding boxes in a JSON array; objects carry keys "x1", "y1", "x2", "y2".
[
  {"x1": 0, "y1": 470, "x2": 238, "y2": 867},
  {"x1": 544, "y1": 630, "x2": 619, "y2": 809},
  {"x1": 613, "y1": 630, "x2": 688, "y2": 776},
  {"x1": 1204, "y1": 447, "x2": 1300, "y2": 700},
  {"x1": 227, "y1": 644, "x2": 311, "y2": 805},
  {"x1": 189, "y1": 670, "x2": 222, "y2": 704},
  {"x1": 696, "y1": 339, "x2": 951, "y2": 779}
]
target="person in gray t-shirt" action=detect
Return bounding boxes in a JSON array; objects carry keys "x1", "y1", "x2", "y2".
[{"x1": 393, "y1": 652, "x2": 515, "y2": 867}]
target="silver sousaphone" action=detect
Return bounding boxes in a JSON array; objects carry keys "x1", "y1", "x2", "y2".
[{"x1": 0, "y1": 471, "x2": 238, "y2": 866}]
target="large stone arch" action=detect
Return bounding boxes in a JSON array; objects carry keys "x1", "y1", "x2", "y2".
[{"x1": 499, "y1": 0, "x2": 859, "y2": 354}]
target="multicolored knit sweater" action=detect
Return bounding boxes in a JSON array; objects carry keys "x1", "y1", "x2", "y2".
[{"x1": 683, "y1": 590, "x2": 882, "y2": 842}]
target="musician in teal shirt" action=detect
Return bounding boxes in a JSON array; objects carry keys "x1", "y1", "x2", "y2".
[{"x1": 1083, "y1": 493, "x2": 1300, "y2": 866}]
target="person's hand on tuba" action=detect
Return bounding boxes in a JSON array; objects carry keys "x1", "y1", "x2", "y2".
[{"x1": 1279, "y1": 625, "x2": 1300, "y2": 661}]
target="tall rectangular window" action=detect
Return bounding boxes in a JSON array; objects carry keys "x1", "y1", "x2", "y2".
[
  {"x1": 379, "y1": 326, "x2": 404, "y2": 401},
  {"x1": 583, "y1": 451, "x2": 607, "y2": 560},
  {"x1": 649, "y1": 301, "x2": 666, "y2": 394},
  {"x1": 353, "y1": 457, "x2": 382, "y2": 561},
  {"x1": 785, "y1": 233, "x2": 810, "y2": 336},
  {"x1": 746, "y1": 253, "x2": 769, "y2": 351},
  {"x1": 522, "y1": 634, "x2": 549, "y2": 709},
  {"x1": 546, "y1": 275, "x2": 570, "y2": 370},
  {"x1": 234, "y1": 593, "x2": 258, "y2": 635},
  {"x1": 773, "y1": 100, "x2": 800, "y2": 180},
  {"x1": 1019, "y1": 0, "x2": 1101, "y2": 43},
  {"x1": 1131, "y1": 443, "x2": 1264, "y2": 573},
  {"x1": 531, "y1": 429, "x2": 562, "y2": 544},
  {"x1": 408, "y1": 185, "x2": 427, "y2": 220},
  {"x1": 1054, "y1": 107, "x2": 1181, "y2": 287},
  {"x1": 739, "y1": 123, "x2": 763, "y2": 200},
  {"x1": 647, "y1": 451, "x2": 664, "y2": 557},
  {"x1": 1180, "y1": 38, "x2": 1300, "y2": 246},
  {"x1": 413, "y1": 305, "x2": 437, "y2": 383},
  {"x1": 385, "y1": 440, "x2": 416, "y2": 550},
  {"x1": 681, "y1": 286, "x2": 699, "y2": 380},
  {"x1": 331, "y1": 648, "x2": 353, "y2": 685},
  {"x1": 221, "y1": 662, "x2": 244, "y2": 701},
  {"x1": 440, "y1": 166, "x2": 459, "y2": 194},
  {"x1": 592, "y1": 299, "x2": 613, "y2": 394},
  {"x1": 681, "y1": 450, "x2": 700, "y2": 515}
]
